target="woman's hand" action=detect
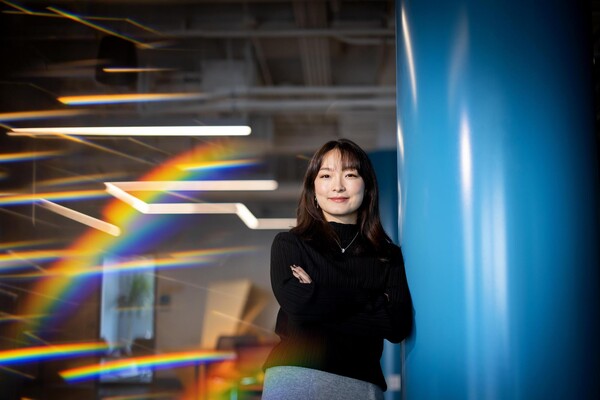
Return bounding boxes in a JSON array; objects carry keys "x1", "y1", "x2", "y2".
[{"x1": 290, "y1": 264, "x2": 312, "y2": 284}]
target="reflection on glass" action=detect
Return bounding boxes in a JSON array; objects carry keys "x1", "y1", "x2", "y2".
[{"x1": 100, "y1": 255, "x2": 155, "y2": 383}]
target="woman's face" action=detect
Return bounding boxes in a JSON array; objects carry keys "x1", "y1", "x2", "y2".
[{"x1": 314, "y1": 149, "x2": 365, "y2": 224}]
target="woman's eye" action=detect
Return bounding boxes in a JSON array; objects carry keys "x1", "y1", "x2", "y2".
[{"x1": 319, "y1": 174, "x2": 330, "y2": 179}]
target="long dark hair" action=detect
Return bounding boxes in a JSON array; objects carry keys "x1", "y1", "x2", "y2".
[{"x1": 292, "y1": 138, "x2": 392, "y2": 257}]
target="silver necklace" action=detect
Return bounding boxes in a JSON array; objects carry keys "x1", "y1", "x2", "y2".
[{"x1": 334, "y1": 231, "x2": 359, "y2": 253}]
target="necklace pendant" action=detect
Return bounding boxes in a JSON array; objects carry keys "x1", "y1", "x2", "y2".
[{"x1": 336, "y1": 231, "x2": 358, "y2": 254}]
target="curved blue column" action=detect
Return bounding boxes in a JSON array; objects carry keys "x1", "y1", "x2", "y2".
[
  {"x1": 396, "y1": 1, "x2": 600, "y2": 399},
  {"x1": 370, "y1": 150, "x2": 403, "y2": 399}
]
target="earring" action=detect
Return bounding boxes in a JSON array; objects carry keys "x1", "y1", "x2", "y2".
[{"x1": 314, "y1": 196, "x2": 320, "y2": 209}]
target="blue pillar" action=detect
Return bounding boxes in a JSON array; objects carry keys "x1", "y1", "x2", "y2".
[
  {"x1": 396, "y1": 1, "x2": 600, "y2": 399},
  {"x1": 371, "y1": 150, "x2": 403, "y2": 400}
]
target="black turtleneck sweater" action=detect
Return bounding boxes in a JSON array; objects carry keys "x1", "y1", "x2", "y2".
[{"x1": 263, "y1": 222, "x2": 413, "y2": 391}]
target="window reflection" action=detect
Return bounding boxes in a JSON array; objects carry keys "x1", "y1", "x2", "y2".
[{"x1": 100, "y1": 256, "x2": 155, "y2": 383}]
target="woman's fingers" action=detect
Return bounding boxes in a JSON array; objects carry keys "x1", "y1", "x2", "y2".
[
  {"x1": 290, "y1": 264, "x2": 312, "y2": 284},
  {"x1": 298, "y1": 269, "x2": 312, "y2": 283},
  {"x1": 290, "y1": 266, "x2": 304, "y2": 282},
  {"x1": 293, "y1": 273, "x2": 307, "y2": 283},
  {"x1": 292, "y1": 265, "x2": 310, "y2": 283}
]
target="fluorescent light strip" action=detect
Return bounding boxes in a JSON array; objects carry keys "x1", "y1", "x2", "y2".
[
  {"x1": 110, "y1": 180, "x2": 277, "y2": 192},
  {"x1": 104, "y1": 181, "x2": 295, "y2": 230},
  {"x1": 148, "y1": 202, "x2": 239, "y2": 215},
  {"x1": 7, "y1": 126, "x2": 251, "y2": 137},
  {"x1": 103, "y1": 67, "x2": 174, "y2": 73},
  {"x1": 38, "y1": 199, "x2": 121, "y2": 237},
  {"x1": 140, "y1": 201, "x2": 294, "y2": 230},
  {"x1": 235, "y1": 203, "x2": 259, "y2": 229},
  {"x1": 58, "y1": 93, "x2": 207, "y2": 105},
  {"x1": 252, "y1": 218, "x2": 297, "y2": 230},
  {"x1": 105, "y1": 183, "x2": 150, "y2": 213}
]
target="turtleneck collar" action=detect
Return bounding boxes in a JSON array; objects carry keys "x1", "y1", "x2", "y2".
[{"x1": 328, "y1": 221, "x2": 360, "y2": 245}]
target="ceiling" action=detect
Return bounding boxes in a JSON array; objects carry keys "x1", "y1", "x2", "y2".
[
  {"x1": 0, "y1": 0, "x2": 397, "y2": 237},
  {"x1": 3, "y1": 0, "x2": 596, "y2": 240}
]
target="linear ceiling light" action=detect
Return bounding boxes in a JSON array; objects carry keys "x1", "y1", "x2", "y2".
[
  {"x1": 104, "y1": 180, "x2": 296, "y2": 230},
  {"x1": 57, "y1": 93, "x2": 207, "y2": 105},
  {"x1": 7, "y1": 126, "x2": 251, "y2": 137},
  {"x1": 102, "y1": 67, "x2": 174, "y2": 73},
  {"x1": 107, "y1": 180, "x2": 277, "y2": 192},
  {"x1": 38, "y1": 199, "x2": 121, "y2": 236}
]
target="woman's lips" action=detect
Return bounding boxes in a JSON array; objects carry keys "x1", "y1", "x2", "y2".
[{"x1": 328, "y1": 197, "x2": 349, "y2": 202}]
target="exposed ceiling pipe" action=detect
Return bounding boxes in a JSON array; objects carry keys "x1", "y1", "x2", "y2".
[
  {"x1": 250, "y1": 37, "x2": 273, "y2": 86},
  {"x1": 239, "y1": 86, "x2": 395, "y2": 95},
  {"x1": 166, "y1": 27, "x2": 394, "y2": 39},
  {"x1": 22, "y1": 28, "x2": 394, "y2": 42},
  {"x1": 192, "y1": 86, "x2": 396, "y2": 101},
  {"x1": 293, "y1": 0, "x2": 331, "y2": 86},
  {"x1": 172, "y1": 98, "x2": 395, "y2": 113}
]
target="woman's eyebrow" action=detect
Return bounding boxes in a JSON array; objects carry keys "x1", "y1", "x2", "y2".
[{"x1": 318, "y1": 166, "x2": 357, "y2": 172}]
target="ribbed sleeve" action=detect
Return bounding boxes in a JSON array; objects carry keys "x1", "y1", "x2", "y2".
[
  {"x1": 263, "y1": 224, "x2": 414, "y2": 391},
  {"x1": 321, "y1": 251, "x2": 414, "y2": 343},
  {"x1": 270, "y1": 232, "x2": 374, "y2": 322}
]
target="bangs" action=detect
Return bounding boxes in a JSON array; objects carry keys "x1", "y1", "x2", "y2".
[
  {"x1": 308, "y1": 139, "x2": 367, "y2": 181},
  {"x1": 338, "y1": 146, "x2": 361, "y2": 171}
]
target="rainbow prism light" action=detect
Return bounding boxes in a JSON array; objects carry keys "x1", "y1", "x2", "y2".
[
  {"x1": 0, "y1": 342, "x2": 109, "y2": 365},
  {"x1": 60, "y1": 350, "x2": 236, "y2": 383}
]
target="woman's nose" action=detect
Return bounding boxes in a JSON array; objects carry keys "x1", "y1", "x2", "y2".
[{"x1": 332, "y1": 177, "x2": 345, "y2": 192}]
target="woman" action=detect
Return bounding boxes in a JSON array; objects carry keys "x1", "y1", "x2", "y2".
[{"x1": 262, "y1": 139, "x2": 413, "y2": 400}]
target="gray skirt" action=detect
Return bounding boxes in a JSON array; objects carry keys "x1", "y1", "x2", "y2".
[{"x1": 262, "y1": 366, "x2": 384, "y2": 400}]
